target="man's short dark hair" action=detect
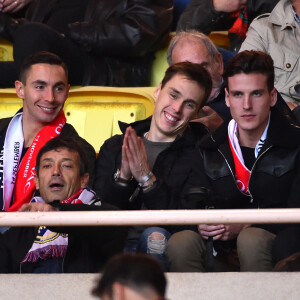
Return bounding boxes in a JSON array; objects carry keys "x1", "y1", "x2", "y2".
[
  {"x1": 35, "y1": 137, "x2": 88, "y2": 177},
  {"x1": 92, "y1": 254, "x2": 167, "y2": 299},
  {"x1": 161, "y1": 61, "x2": 212, "y2": 107},
  {"x1": 223, "y1": 50, "x2": 275, "y2": 92},
  {"x1": 19, "y1": 51, "x2": 68, "y2": 84}
]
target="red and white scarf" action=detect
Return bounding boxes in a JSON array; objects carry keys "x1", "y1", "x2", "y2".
[
  {"x1": 21, "y1": 187, "x2": 96, "y2": 264},
  {"x1": 4, "y1": 111, "x2": 66, "y2": 212},
  {"x1": 228, "y1": 115, "x2": 270, "y2": 194}
]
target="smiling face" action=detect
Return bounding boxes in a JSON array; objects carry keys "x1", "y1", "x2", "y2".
[
  {"x1": 225, "y1": 72, "x2": 277, "y2": 147},
  {"x1": 34, "y1": 148, "x2": 89, "y2": 203},
  {"x1": 15, "y1": 63, "x2": 69, "y2": 127},
  {"x1": 148, "y1": 74, "x2": 205, "y2": 142}
]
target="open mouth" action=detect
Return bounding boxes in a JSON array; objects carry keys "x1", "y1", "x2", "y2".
[{"x1": 49, "y1": 182, "x2": 64, "y2": 190}]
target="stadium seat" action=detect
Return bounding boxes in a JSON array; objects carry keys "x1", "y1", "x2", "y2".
[
  {"x1": 0, "y1": 86, "x2": 156, "y2": 152},
  {"x1": 208, "y1": 31, "x2": 230, "y2": 50},
  {"x1": 0, "y1": 88, "x2": 22, "y2": 117},
  {"x1": 0, "y1": 38, "x2": 13, "y2": 61},
  {"x1": 65, "y1": 86, "x2": 155, "y2": 151}
]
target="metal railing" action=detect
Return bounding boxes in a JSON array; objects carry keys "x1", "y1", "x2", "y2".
[{"x1": 1, "y1": 209, "x2": 300, "y2": 227}]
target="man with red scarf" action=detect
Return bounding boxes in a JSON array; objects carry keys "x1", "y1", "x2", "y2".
[
  {"x1": 0, "y1": 137, "x2": 125, "y2": 273},
  {"x1": 166, "y1": 51, "x2": 300, "y2": 272},
  {"x1": 0, "y1": 51, "x2": 95, "y2": 213}
]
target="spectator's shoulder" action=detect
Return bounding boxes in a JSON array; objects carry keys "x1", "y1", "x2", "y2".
[
  {"x1": 251, "y1": 13, "x2": 270, "y2": 24},
  {"x1": 254, "y1": 13, "x2": 270, "y2": 21}
]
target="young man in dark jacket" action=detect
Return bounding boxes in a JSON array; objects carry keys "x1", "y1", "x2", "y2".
[
  {"x1": 0, "y1": 137, "x2": 125, "y2": 273},
  {"x1": 94, "y1": 62, "x2": 212, "y2": 268},
  {"x1": 0, "y1": 0, "x2": 173, "y2": 87},
  {"x1": 0, "y1": 51, "x2": 95, "y2": 213},
  {"x1": 166, "y1": 51, "x2": 300, "y2": 272}
]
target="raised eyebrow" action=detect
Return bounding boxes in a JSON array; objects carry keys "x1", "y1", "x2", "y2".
[
  {"x1": 32, "y1": 80, "x2": 47, "y2": 86},
  {"x1": 184, "y1": 99, "x2": 198, "y2": 106},
  {"x1": 169, "y1": 87, "x2": 182, "y2": 96},
  {"x1": 41, "y1": 157, "x2": 53, "y2": 163},
  {"x1": 200, "y1": 62, "x2": 209, "y2": 67},
  {"x1": 54, "y1": 81, "x2": 66, "y2": 88},
  {"x1": 41, "y1": 158, "x2": 74, "y2": 163},
  {"x1": 61, "y1": 158, "x2": 74, "y2": 163}
]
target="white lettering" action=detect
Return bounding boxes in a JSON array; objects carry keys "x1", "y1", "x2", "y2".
[{"x1": 55, "y1": 123, "x2": 64, "y2": 135}]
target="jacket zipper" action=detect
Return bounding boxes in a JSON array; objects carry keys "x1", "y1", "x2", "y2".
[
  {"x1": 217, "y1": 145, "x2": 273, "y2": 208},
  {"x1": 248, "y1": 145, "x2": 273, "y2": 208}
]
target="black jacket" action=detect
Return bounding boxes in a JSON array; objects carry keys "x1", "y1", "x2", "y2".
[
  {"x1": 177, "y1": 0, "x2": 279, "y2": 51},
  {"x1": 0, "y1": 201, "x2": 127, "y2": 273},
  {"x1": 94, "y1": 117, "x2": 209, "y2": 233},
  {"x1": 199, "y1": 107, "x2": 300, "y2": 234},
  {"x1": 0, "y1": 116, "x2": 96, "y2": 207},
  {"x1": 7, "y1": 0, "x2": 173, "y2": 86}
]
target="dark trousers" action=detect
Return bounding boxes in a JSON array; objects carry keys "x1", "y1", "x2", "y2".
[{"x1": 272, "y1": 226, "x2": 300, "y2": 264}]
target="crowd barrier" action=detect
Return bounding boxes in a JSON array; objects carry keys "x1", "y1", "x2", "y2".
[{"x1": 1, "y1": 208, "x2": 300, "y2": 227}]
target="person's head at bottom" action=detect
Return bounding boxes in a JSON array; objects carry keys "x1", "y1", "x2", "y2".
[{"x1": 92, "y1": 254, "x2": 167, "y2": 300}]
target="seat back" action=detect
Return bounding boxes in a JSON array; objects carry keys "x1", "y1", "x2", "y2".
[
  {"x1": 65, "y1": 86, "x2": 155, "y2": 151},
  {"x1": 0, "y1": 38, "x2": 13, "y2": 61}
]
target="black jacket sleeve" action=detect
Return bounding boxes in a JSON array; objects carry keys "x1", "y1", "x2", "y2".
[
  {"x1": 49, "y1": 201, "x2": 128, "y2": 244},
  {"x1": 68, "y1": 0, "x2": 173, "y2": 57},
  {"x1": 0, "y1": 227, "x2": 37, "y2": 273}
]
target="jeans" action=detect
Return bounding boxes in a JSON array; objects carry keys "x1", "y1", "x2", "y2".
[
  {"x1": 124, "y1": 226, "x2": 171, "y2": 270},
  {"x1": 0, "y1": 226, "x2": 9, "y2": 234}
]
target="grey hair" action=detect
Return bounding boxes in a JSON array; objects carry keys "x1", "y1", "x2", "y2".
[{"x1": 167, "y1": 30, "x2": 220, "y2": 65}]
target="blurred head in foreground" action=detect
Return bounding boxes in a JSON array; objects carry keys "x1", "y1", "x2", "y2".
[{"x1": 92, "y1": 254, "x2": 167, "y2": 300}]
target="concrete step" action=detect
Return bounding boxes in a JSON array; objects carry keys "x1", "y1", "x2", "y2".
[{"x1": 0, "y1": 272, "x2": 299, "y2": 300}]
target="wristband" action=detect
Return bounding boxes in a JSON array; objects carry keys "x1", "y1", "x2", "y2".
[
  {"x1": 142, "y1": 180, "x2": 157, "y2": 192},
  {"x1": 138, "y1": 172, "x2": 153, "y2": 186}
]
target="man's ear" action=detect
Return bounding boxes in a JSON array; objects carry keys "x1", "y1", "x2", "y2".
[
  {"x1": 217, "y1": 52, "x2": 224, "y2": 75},
  {"x1": 154, "y1": 83, "x2": 162, "y2": 101},
  {"x1": 270, "y1": 88, "x2": 277, "y2": 107},
  {"x1": 80, "y1": 173, "x2": 90, "y2": 188},
  {"x1": 225, "y1": 88, "x2": 230, "y2": 108},
  {"x1": 66, "y1": 84, "x2": 70, "y2": 99},
  {"x1": 34, "y1": 174, "x2": 40, "y2": 190},
  {"x1": 15, "y1": 80, "x2": 25, "y2": 100},
  {"x1": 112, "y1": 282, "x2": 125, "y2": 300}
]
